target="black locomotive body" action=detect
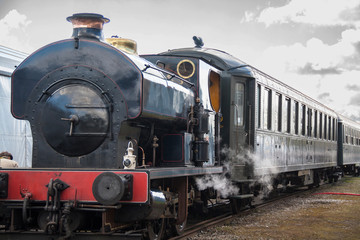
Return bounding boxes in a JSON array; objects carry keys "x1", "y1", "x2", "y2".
[
  {"x1": 1, "y1": 13, "x2": 360, "y2": 240},
  {"x1": 0, "y1": 14, "x2": 224, "y2": 239},
  {"x1": 11, "y1": 33, "x2": 199, "y2": 169}
]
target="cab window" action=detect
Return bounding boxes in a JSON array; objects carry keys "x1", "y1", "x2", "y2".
[{"x1": 234, "y1": 83, "x2": 244, "y2": 126}]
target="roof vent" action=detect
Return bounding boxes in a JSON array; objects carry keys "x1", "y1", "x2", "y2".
[{"x1": 67, "y1": 13, "x2": 109, "y2": 41}]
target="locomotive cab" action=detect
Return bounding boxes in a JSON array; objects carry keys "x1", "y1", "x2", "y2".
[
  {"x1": 142, "y1": 54, "x2": 223, "y2": 167},
  {"x1": 144, "y1": 48, "x2": 256, "y2": 175}
]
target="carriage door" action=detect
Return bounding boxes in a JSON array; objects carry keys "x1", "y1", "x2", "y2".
[{"x1": 230, "y1": 78, "x2": 248, "y2": 153}]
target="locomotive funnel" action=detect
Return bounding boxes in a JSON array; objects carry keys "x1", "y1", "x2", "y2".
[{"x1": 67, "y1": 13, "x2": 109, "y2": 40}]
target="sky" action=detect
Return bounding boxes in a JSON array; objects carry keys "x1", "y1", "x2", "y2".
[{"x1": 1, "y1": 0, "x2": 360, "y2": 121}]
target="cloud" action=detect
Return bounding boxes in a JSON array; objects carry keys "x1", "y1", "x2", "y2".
[
  {"x1": 298, "y1": 63, "x2": 342, "y2": 75},
  {"x1": 241, "y1": 1, "x2": 360, "y2": 123},
  {"x1": 257, "y1": 41, "x2": 360, "y2": 122},
  {"x1": 250, "y1": 2, "x2": 360, "y2": 77},
  {"x1": 341, "y1": 103, "x2": 360, "y2": 122},
  {"x1": 339, "y1": 3, "x2": 360, "y2": 22},
  {"x1": 345, "y1": 84, "x2": 360, "y2": 91},
  {"x1": 242, "y1": 11, "x2": 255, "y2": 22},
  {"x1": 258, "y1": 28, "x2": 360, "y2": 78},
  {"x1": 349, "y1": 93, "x2": 360, "y2": 106},
  {"x1": 347, "y1": 113, "x2": 360, "y2": 122},
  {"x1": 250, "y1": 0, "x2": 360, "y2": 27},
  {"x1": 317, "y1": 92, "x2": 334, "y2": 106},
  {"x1": 318, "y1": 92, "x2": 330, "y2": 100},
  {"x1": 0, "y1": 9, "x2": 32, "y2": 52}
]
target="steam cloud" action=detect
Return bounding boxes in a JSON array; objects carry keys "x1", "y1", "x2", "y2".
[
  {"x1": 223, "y1": 147, "x2": 280, "y2": 196},
  {"x1": 195, "y1": 169, "x2": 239, "y2": 198},
  {"x1": 195, "y1": 146, "x2": 281, "y2": 199}
]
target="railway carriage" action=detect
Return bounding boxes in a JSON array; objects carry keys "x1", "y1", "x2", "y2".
[
  {"x1": 253, "y1": 69, "x2": 339, "y2": 186},
  {"x1": 338, "y1": 115, "x2": 360, "y2": 175},
  {"x1": 145, "y1": 45, "x2": 340, "y2": 200}
]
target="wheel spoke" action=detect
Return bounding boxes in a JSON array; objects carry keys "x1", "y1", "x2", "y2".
[{"x1": 146, "y1": 218, "x2": 165, "y2": 240}]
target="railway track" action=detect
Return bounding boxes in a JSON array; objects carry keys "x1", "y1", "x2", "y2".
[
  {"x1": 169, "y1": 185, "x2": 320, "y2": 240},
  {"x1": 169, "y1": 213, "x2": 233, "y2": 240}
]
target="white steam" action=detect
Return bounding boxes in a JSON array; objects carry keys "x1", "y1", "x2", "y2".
[
  {"x1": 223, "y1": 146, "x2": 281, "y2": 197},
  {"x1": 195, "y1": 173, "x2": 239, "y2": 198},
  {"x1": 195, "y1": 146, "x2": 281, "y2": 198}
]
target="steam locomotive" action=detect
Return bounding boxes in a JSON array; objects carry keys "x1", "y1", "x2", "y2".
[{"x1": 1, "y1": 13, "x2": 360, "y2": 239}]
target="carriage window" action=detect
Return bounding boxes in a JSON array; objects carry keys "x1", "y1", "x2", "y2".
[
  {"x1": 257, "y1": 84, "x2": 261, "y2": 128},
  {"x1": 299, "y1": 107, "x2": 303, "y2": 135},
  {"x1": 328, "y1": 116, "x2": 331, "y2": 140},
  {"x1": 332, "y1": 118, "x2": 336, "y2": 141},
  {"x1": 293, "y1": 101, "x2": 299, "y2": 134},
  {"x1": 324, "y1": 114, "x2": 327, "y2": 139},
  {"x1": 307, "y1": 108, "x2": 312, "y2": 137},
  {"x1": 234, "y1": 83, "x2": 244, "y2": 126},
  {"x1": 319, "y1": 113, "x2": 323, "y2": 139},
  {"x1": 284, "y1": 98, "x2": 290, "y2": 133},
  {"x1": 263, "y1": 88, "x2": 271, "y2": 130},
  {"x1": 301, "y1": 105, "x2": 306, "y2": 136},
  {"x1": 314, "y1": 110, "x2": 318, "y2": 138},
  {"x1": 274, "y1": 93, "x2": 281, "y2": 132},
  {"x1": 333, "y1": 118, "x2": 337, "y2": 141}
]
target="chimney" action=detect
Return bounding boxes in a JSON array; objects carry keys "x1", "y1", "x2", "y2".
[{"x1": 67, "y1": 13, "x2": 109, "y2": 41}]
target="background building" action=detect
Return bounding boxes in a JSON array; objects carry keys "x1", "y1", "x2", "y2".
[{"x1": 0, "y1": 45, "x2": 32, "y2": 167}]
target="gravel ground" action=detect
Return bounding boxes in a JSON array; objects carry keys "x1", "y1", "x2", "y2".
[{"x1": 189, "y1": 176, "x2": 360, "y2": 240}]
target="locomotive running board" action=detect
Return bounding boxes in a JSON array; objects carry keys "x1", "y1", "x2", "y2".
[
  {"x1": 148, "y1": 166, "x2": 224, "y2": 179},
  {"x1": 231, "y1": 194, "x2": 254, "y2": 199}
]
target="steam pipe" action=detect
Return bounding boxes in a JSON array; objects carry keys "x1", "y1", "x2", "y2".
[
  {"x1": 152, "y1": 136, "x2": 159, "y2": 167},
  {"x1": 138, "y1": 146, "x2": 145, "y2": 166}
]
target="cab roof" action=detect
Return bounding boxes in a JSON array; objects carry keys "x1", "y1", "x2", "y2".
[{"x1": 159, "y1": 47, "x2": 253, "y2": 76}]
